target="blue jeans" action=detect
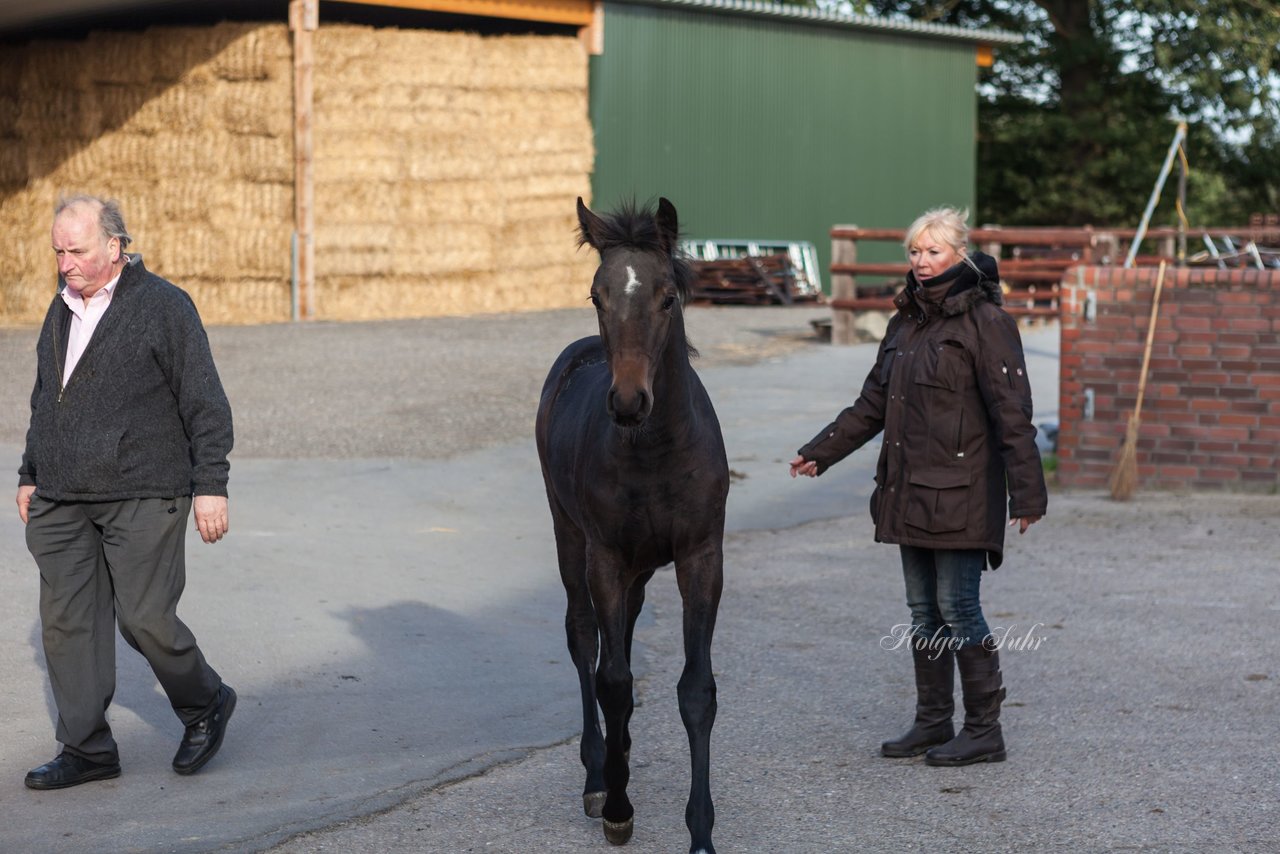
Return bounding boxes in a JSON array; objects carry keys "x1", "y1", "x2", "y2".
[{"x1": 900, "y1": 546, "x2": 990, "y2": 649}]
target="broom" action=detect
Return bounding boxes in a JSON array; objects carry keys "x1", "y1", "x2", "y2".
[{"x1": 1109, "y1": 260, "x2": 1167, "y2": 500}]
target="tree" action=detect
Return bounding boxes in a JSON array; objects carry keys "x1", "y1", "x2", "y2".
[{"x1": 860, "y1": 0, "x2": 1280, "y2": 227}]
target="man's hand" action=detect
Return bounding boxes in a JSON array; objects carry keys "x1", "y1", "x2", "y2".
[
  {"x1": 194, "y1": 495, "x2": 229, "y2": 544},
  {"x1": 16, "y1": 485, "x2": 35, "y2": 524},
  {"x1": 1010, "y1": 515, "x2": 1042, "y2": 535}
]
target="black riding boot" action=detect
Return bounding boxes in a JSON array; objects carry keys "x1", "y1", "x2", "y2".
[
  {"x1": 925, "y1": 644, "x2": 1006, "y2": 766},
  {"x1": 881, "y1": 644, "x2": 955, "y2": 758}
]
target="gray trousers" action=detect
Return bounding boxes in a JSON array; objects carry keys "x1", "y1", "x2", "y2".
[{"x1": 25, "y1": 495, "x2": 222, "y2": 764}]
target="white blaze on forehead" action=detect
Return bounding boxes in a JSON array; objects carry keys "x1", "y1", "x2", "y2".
[{"x1": 624, "y1": 265, "x2": 643, "y2": 296}]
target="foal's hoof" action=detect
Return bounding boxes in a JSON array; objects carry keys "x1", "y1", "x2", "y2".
[
  {"x1": 583, "y1": 791, "x2": 606, "y2": 818},
  {"x1": 603, "y1": 816, "x2": 634, "y2": 845}
]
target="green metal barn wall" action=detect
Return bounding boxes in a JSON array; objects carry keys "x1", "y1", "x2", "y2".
[{"x1": 589, "y1": 3, "x2": 979, "y2": 282}]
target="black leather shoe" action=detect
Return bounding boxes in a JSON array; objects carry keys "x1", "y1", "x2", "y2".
[
  {"x1": 172, "y1": 685, "x2": 237, "y2": 776},
  {"x1": 25, "y1": 753, "x2": 121, "y2": 790}
]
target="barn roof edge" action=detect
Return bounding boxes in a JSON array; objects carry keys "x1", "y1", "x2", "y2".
[{"x1": 605, "y1": 0, "x2": 1024, "y2": 45}]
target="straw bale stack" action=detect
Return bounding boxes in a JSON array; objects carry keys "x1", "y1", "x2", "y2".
[
  {"x1": 83, "y1": 31, "x2": 155, "y2": 86},
  {"x1": 499, "y1": 218, "x2": 586, "y2": 269},
  {"x1": 206, "y1": 24, "x2": 290, "y2": 82},
  {"x1": 207, "y1": 181, "x2": 293, "y2": 231},
  {"x1": 0, "y1": 47, "x2": 18, "y2": 76},
  {"x1": 127, "y1": 85, "x2": 221, "y2": 135},
  {"x1": 314, "y1": 131, "x2": 405, "y2": 182},
  {"x1": 317, "y1": 263, "x2": 586, "y2": 321},
  {"x1": 2, "y1": 50, "x2": 25, "y2": 185},
  {"x1": 390, "y1": 222, "x2": 496, "y2": 275},
  {"x1": 229, "y1": 134, "x2": 293, "y2": 183},
  {"x1": 311, "y1": 25, "x2": 596, "y2": 321},
  {"x1": 0, "y1": 147, "x2": 25, "y2": 189},
  {"x1": 397, "y1": 179, "x2": 505, "y2": 227},
  {"x1": 4, "y1": 20, "x2": 595, "y2": 325},
  {"x1": 218, "y1": 84, "x2": 293, "y2": 138},
  {"x1": 504, "y1": 196, "x2": 583, "y2": 225},
  {"x1": 1, "y1": 23, "x2": 293, "y2": 326},
  {"x1": 93, "y1": 84, "x2": 163, "y2": 130},
  {"x1": 315, "y1": 180, "x2": 396, "y2": 225},
  {"x1": 14, "y1": 42, "x2": 89, "y2": 92},
  {"x1": 79, "y1": 29, "x2": 230, "y2": 85},
  {"x1": 145, "y1": 222, "x2": 286, "y2": 280},
  {"x1": 182, "y1": 277, "x2": 292, "y2": 325}
]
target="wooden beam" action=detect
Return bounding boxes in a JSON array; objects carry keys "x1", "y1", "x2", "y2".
[
  {"x1": 830, "y1": 226, "x2": 1100, "y2": 246},
  {"x1": 830, "y1": 298, "x2": 1059, "y2": 319},
  {"x1": 832, "y1": 261, "x2": 1079, "y2": 279},
  {"x1": 831, "y1": 225, "x2": 1280, "y2": 243},
  {"x1": 291, "y1": 0, "x2": 318, "y2": 320},
  {"x1": 335, "y1": 0, "x2": 595, "y2": 26}
]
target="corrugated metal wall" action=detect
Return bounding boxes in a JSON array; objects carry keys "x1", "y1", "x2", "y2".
[{"x1": 589, "y1": 2, "x2": 979, "y2": 279}]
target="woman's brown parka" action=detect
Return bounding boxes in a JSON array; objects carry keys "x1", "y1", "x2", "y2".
[{"x1": 798, "y1": 252, "x2": 1047, "y2": 568}]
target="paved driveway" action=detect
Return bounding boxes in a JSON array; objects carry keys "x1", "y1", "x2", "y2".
[{"x1": 8, "y1": 309, "x2": 1270, "y2": 854}]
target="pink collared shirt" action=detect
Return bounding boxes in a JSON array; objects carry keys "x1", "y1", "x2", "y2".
[{"x1": 60, "y1": 273, "x2": 121, "y2": 386}]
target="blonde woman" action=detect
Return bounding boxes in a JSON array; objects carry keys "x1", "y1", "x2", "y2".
[{"x1": 790, "y1": 207, "x2": 1046, "y2": 766}]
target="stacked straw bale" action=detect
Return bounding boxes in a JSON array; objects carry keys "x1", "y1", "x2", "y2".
[
  {"x1": 0, "y1": 23, "x2": 295, "y2": 325},
  {"x1": 1, "y1": 21, "x2": 595, "y2": 325},
  {"x1": 311, "y1": 26, "x2": 595, "y2": 321}
]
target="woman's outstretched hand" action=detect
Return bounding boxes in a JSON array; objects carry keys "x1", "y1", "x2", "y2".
[{"x1": 789, "y1": 456, "x2": 818, "y2": 478}]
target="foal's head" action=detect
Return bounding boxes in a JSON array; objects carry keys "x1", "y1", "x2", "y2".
[{"x1": 577, "y1": 196, "x2": 694, "y2": 428}]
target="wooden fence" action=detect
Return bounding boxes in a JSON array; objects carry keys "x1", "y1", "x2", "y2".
[{"x1": 826, "y1": 223, "x2": 1280, "y2": 345}]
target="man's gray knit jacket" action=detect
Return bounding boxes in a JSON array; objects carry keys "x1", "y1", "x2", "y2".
[{"x1": 18, "y1": 255, "x2": 234, "y2": 502}]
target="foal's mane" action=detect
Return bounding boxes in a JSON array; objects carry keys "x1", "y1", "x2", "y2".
[{"x1": 578, "y1": 200, "x2": 694, "y2": 306}]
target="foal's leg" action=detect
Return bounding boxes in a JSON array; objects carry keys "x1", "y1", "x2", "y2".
[
  {"x1": 675, "y1": 541, "x2": 724, "y2": 854},
  {"x1": 623, "y1": 574, "x2": 648, "y2": 668},
  {"x1": 589, "y1": 551, "x2": 637, "y2": 844},
  {"x1": 621, "y1": 572, "x2": 652, "y2": 763},
  {"x1": 552, "y1": 514, "x2": 606, "y2": 816}
]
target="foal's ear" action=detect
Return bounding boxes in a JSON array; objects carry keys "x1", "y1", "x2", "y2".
[
  {"x1": 656, "y1": 197, "x2": 679, "y2": 254},
  {"x1": 577, "y1": 196, "x2": 607, "y2": 250}
]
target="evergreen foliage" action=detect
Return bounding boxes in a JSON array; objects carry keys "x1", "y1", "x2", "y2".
[{"x1": 856, "y1": 0, "x2": 1280, "y2": 226}]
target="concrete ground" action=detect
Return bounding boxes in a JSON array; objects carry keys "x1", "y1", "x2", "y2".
[{"x1": 0, "y1": 306, "x2": 1275, "y2": 854}]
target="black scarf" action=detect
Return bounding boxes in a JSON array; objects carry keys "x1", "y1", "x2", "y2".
[
  {"x1": 908, "y1": 251, "x2": 995, "y2": 295},
  {"x1": 903, "y1": 250, "x2": 1002, "y2": 318}
]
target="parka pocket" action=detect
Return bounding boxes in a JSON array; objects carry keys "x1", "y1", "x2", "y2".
[
  {"x1": 904, "y1": 467, "x2": 972, "y2": 533},
  {"x1": 914, "y1": 340, "x2": 967, "y2": 391}
]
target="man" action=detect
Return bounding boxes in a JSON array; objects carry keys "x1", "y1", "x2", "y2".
[{"x1": 17, "y1": 195, "x2": 236, "y2": 790}]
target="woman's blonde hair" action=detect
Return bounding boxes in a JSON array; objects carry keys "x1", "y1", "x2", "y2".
[{"x1": 903, "y1": 207, "x2": 970, "y2": 258}]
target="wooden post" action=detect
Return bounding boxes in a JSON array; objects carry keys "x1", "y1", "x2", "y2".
[
  {"x1": 830, "y1": 226, "x2": 858, "y2": 346},
  {"x1": 979, "y1": 224, "x2": 1002, "y2": 261},
  {"x1": 578, "y1": 1, "x2": 604, "y2": 55},
  {"x1": 1095, "y1": 231, "x2": 1121, "y2": 266},
  {"x1": 291, "y1": 0, "x2": 318, "y2": 320}
]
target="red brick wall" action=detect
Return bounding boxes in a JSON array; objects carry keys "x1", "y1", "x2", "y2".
[{"x1": 1058, "y1": 266, "x2": 1280, "y2": 491}]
